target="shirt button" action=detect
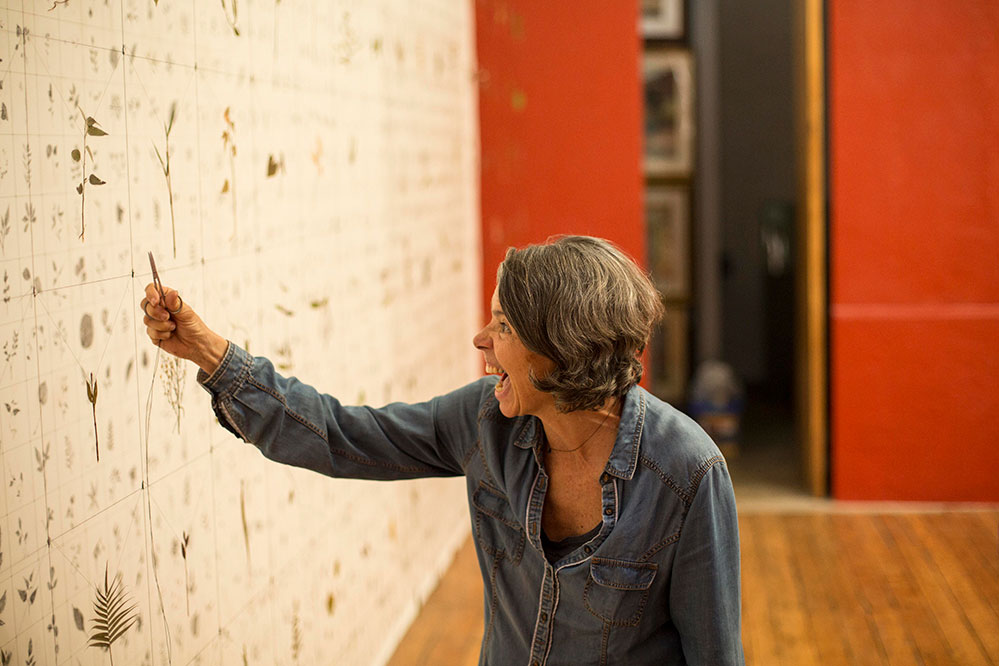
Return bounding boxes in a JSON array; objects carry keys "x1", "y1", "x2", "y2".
[
  {"x1": 604, "y1": 507, "x2": 613, "y2": 516},
  {"x1": 540, "y1": 612, "x2": 548, "y2": 623},
  {"x1": 583, "y1": 545, "x2": 592, "y2": 554},
  {"x1": 600, "y1": 473, "x2": 610, "y2": 484}
]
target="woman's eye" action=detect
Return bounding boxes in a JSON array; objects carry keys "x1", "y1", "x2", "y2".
[{"x1": 499, "y1": 322, "x2": 510, "y2": 333}]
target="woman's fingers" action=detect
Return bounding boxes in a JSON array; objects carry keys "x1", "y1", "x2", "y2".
[
  {"x1": 144, "y1": 312, "x2": 175, "y2": 341},
  {"x1": 141, "y1": 283, "x2": 173, "y2": 321}
]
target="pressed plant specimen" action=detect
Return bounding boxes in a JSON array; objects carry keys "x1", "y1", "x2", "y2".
[
  {"x1": 153, "y1": 102, "x2": 178, "y2": 258},
  {"x1": 159, "y1": 354, "x2": 186, "y2": 433},
  {"x1": 221, "y1": 0, "x2": 240, "y2": 36},
  {"x1": 88, "y1": 564, "x2": 139, "y2": 666},
  {"x1": 86, "y1": 372, "x2": 100, "y2": 461},
  {"x1": 221, "y1": 107, "x2": 238, "y2": 240},
  {"x1": 240, "y1": 480, "x2": 251, "y2": 569},
  {"x1": 180, "y1": 531, "x2": 191, "y2": 616},
  {"x1": 73, "y1": 109, "x2": 108, "y2": 241}
]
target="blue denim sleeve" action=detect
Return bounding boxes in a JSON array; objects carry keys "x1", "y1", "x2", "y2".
[
  {"x1": 668, "y1": 460, "x2": 746, "y2": 665},
  {"x1": 198, "y1": 342, "x2": 484, "y2": 479}
]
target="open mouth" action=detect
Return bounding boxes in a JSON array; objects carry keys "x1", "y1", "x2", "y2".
[{"x1": 485, "y1": 363, "x2": 510, "y2": 395}]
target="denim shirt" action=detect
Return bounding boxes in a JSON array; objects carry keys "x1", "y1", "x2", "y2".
[{"x1": 199, "y1": 343, "x2": 745, "y2": 666}]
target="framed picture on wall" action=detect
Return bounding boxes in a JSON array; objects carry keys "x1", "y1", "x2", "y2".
[
  {"x1": 650, "y1": 307, "x2": 690, "y2": 405},
  {"x1": 643, "y1": 50, "x2": 694, "y2": 177},
  {"x1": 646, "y1": 184, "x2": 690, "y2": 300},
  {"x1": 641, "y1": 0, "x2": 685, "y2": 40}
]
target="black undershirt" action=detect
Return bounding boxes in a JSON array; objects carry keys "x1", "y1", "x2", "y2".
[{"x1": 541, "y1": 523, "x2": 601, "y2": 564}]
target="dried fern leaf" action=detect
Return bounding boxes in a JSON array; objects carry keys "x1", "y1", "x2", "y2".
[{"x1": 88, "y1": 564, "x2": 138, "y2": 649}]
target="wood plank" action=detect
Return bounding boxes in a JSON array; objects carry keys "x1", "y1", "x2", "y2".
[
  {"x1": 791, "y1": 514, "x2": 866, "y2": 664},
  {"x1": 903, "y1": 513, "x2": 998, "y2": 664},
  {"x1": 755, "y1": 514, "x2": 823, "y2": 666},
  {"x1": 833, "y1": 514, "x2": 916, "y2": 666},
  {"x1": 872, "y1": 515, "x2": 959, "y2": 665},
  {"x1": 738, "y1": 514, "x2": 776, "y2": 665}
]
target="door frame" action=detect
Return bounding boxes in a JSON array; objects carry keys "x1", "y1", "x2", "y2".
[{"x1": 794, "y1": 0, "x2": 829, "y2": 496}]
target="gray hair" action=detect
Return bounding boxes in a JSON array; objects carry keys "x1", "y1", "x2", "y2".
[{"x1": 497, "y1": 235, "x2": 664, "y2": 413}]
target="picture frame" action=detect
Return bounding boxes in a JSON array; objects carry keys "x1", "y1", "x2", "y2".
[
  {"x1": 650, "y1": 307, "x2": 690, "y2": 405},
  {"x1": 645, "y1": 184, "x2": 690, "y2": 300},
  {"x1": 641, "y1": 0, "x2": 685, "y2": 40},
  {"x1": 643, "y1": 50, "x2": 694, "y2": 177}
]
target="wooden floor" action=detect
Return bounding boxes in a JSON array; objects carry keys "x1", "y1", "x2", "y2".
[{"x1": 388, "y1": 509, "x2": 999, "y2": 666}]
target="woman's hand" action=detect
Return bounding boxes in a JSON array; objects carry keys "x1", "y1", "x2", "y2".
[{"x1": 140, "y1": 284, "x2": 229, "y2": 375}]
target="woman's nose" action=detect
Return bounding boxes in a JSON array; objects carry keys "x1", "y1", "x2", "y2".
[{"x1": 472, "y1": 327, "x2": 491, "y2": 351}]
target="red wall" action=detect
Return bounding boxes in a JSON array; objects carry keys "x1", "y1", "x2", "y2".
[
  {"x1": 475, "y1": 1, "x2": 645, "y2": 313},
  {"x1": 829, "y1": 1, "x2": 999, "y2": 500}
]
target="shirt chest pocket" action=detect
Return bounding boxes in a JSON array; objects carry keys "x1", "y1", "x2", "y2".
[
  {"x1": 583, "y1": 557, "x2": 658, "y2": 627},
  {"x1": 472, "y1": 483, "x2": 526, "y2": 564}
]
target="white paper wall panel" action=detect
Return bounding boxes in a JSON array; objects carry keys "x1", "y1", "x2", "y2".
[{"x1": 0, "y1": 0, "x2": 480, "y2": 663}]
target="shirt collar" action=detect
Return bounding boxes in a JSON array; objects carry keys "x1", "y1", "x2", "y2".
[
  {"x1": 604, "y1": 384, "x2": 645, "y2": 480},
  {"x1": 512, "y1": 384, "x2": 646, "y2": 481}
]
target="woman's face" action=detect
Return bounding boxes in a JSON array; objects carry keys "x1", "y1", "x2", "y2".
[{"x1": 472, "y1": 287, "x2": 555, "y2": 419}]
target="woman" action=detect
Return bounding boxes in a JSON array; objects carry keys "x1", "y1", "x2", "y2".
[{"x1": 141, "y1": 235, "x2": 744, "y2": 665}]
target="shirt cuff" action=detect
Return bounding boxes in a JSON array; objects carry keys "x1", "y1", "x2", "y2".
[{"x1": 197, "y1": 341, "x2": 250, "y2": 399}]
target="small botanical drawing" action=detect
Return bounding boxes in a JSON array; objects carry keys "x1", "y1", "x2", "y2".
[
  {"x1": 311, "y1": 138, "x2": 323, "y2": 174},
  {"x1": 14, "y1": 517, "x2": 27, "y2": 545},
  {"x1": 0, "y1": 206, "x2": 10, "y2": 253},
  {"x1": 47, "y1": 611, "x2": 60, "y2": 657},
  {"x1": 180, "y1": 531, "x2": 191, "y2": 616},
  {"x1": 2, "y1": 330, "x2": 17, "y2": 363},
  {"x1": 221, "y1": 0, "x2": 240, "y2": 36},
  {"x1": 73, "y1": 109, "x2": 108, "y2": 241},
  {"x1": 240, "y1": 480, "x2": 251, "y2": 569},
  {"x1": 81, "y1": 313, "x2": 94, "y2": 348},
  {"x1": 153, "y1": 102, "x2": 178, "y2": 257},
  {"x1": 23, "y1": 142, "x2": 31, "y2": 189},
  {"x1": 88, "y1": 564, "x2": 139, "y2": 666},
  {"x1": 17, "y1": 572, "x2": 37, "y2": 606},
  {"x1": 275, "y1": 342, "x2": 292, "y2": 371},
  {"x1": 0, "y1": 648, "x2": 9, "y2": 666},
  {"x1": 221, "y1": 107, "x2": 238, "y2": 239},
  {"x1": 74, "y1": 605, "x2": 85, "y2": 631},
  {"x1": 0, "y1": 589, "x2": 6, "y2": 624},
  {"x1": 159, "y1": 354, "x2": 186, "y2": 432},
  {"x1": 336, "y1": 12, "x2": 360, "y2": 64},
  {"x1": 23, "y1": 639, "x2": 34, "y2": 666},
  {"x1": 34, "y1": 442, "x2": 50, "y2": 473},
  {"x1": 291, "y1": 601, "x2": 302, "y2": 663},
  {"x1": 87, "y1": 372, "x2": 100, "y2": 460},
  {"x1": 266, "y1": 153, "x2": 284, "y2": 177},
  {"x1": 22, "y1": 202, "x2": 36, "y2": 233}
]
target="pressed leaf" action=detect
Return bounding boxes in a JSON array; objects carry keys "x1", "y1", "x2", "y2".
[
  {"x1": 0, "y1": 589, "x2": 6, "y2": 612},
  {"x1": 221, "y1": 180, "x2": 230, "y2": 194},
  {"x1": 85, "y1": 117, "x2": 108, "y2": 136},
  {"x1": 76, "y1": 183, "x2": 84, "y2": 195},
  {"x1": 73, "y1": 606, "x2": 84, "y2": 630},
  {"x1": 88, "y1": 564, "x2": 138, "y2": 650},
  {"x1": 71, "y1": 148, "x2": 81, "y2": 162},
  {"x1": 88, "y1": 174, "x2": 105, "y2": 185},
  {"x1": 167, "y1": 102, "x2": 177, "y2": 134},
  {"x1": 153, "y1": 144, "x2": 166, "y2": 171}
]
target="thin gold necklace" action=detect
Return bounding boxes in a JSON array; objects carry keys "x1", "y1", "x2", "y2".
[{"x1": 546, "y1": 408, "x2": 613, "y2": 453}]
